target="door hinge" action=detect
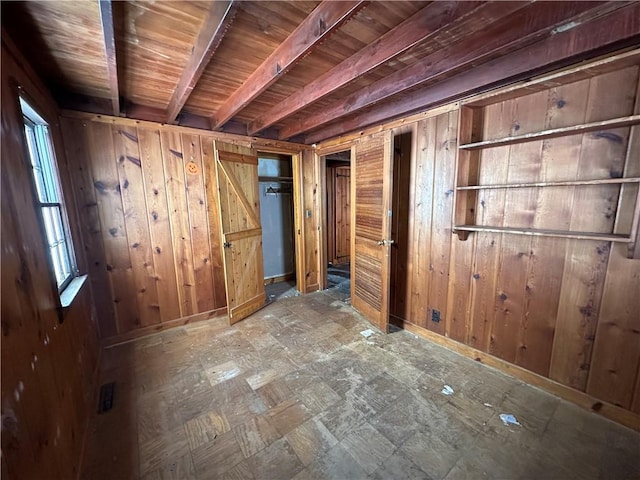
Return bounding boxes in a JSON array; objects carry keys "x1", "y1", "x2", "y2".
[{"x1": 224, "y1": 241, "x2": 232, "y2": 248}]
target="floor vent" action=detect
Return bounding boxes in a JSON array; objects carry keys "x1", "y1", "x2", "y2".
[{"x1": 97, "y1": 382, "x2": 115, "y2": 414}]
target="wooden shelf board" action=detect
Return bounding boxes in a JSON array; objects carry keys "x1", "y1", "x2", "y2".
[
  {"x1": 453, "y1": 225, "x2": 632, "y2": 242},
  {"x1": 459, "y1": 114, "x2": 640, "y2": 150},
  {"x1": 456, "y1": 177, "x2": 640, "y2": 190}
]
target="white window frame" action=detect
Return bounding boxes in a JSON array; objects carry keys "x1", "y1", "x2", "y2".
[{"x1": 20, "y1": 97, "x2": 78, "y2": 293}]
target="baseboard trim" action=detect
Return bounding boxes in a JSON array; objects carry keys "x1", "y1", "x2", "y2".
[
  {"x1": 264, "y1": 273, "x2": 295, "y2": 285},
  {"x1": 395, "y1": 318, "x2": 640, "y2": 432},
  {"x1": 103, "y1": 307, "x2": 228, "y2": 348}
]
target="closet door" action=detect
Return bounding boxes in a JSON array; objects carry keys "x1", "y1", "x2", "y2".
[
  {"x1": 352, "y1": 132, "x2": 393, "y2": 333},
  {"x1": 214, "y1": 141, "x2": 265, "y2": 324}
]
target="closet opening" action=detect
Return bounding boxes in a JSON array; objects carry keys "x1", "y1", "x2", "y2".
[
  {"x1": 389, "y1": 130, "x2": 413, "y2": 326},
  {"x1": 258, "y1": 152, "x2": 298, "y2": 302}
]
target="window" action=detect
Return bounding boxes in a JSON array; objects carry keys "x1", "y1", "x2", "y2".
[{"x1": 20, "y1": 98, "x2": 77, "y2": 292}]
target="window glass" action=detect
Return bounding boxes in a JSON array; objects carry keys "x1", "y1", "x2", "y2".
[{"x1": 20, "y1": 98, "x2": 76, "y2": 291}]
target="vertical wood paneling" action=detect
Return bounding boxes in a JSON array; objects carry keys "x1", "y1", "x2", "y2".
[
  {"x1": 549, "y1": 67, "x2": 638, "y2": 390},
  {"x1": 66, "y1": 118, "x2": 243, "y2": 338},
  {"x1": 446, "y1": 108, "x2": 479, "y2": 344},
  {"x1": 428, "y1": 112, "x2": 456, "y2": 337},
  {"x1": 410, "y1": 117, "x2": 436, "y2": 329},
  {"x1": 138, "y1": 127, "x2": 182, "y2": 321},
  {"x1": 61, "y1": 117, "x2": 116, "y2": 337},
  {"x1": 113, "y1": 126, "x2": 161, "y2": 327},
  {"x1": 586, "y1": 242, "x2": 640, "y2": 407},
  {"x1": 88, "y1": 122, "x2": 140, "y2": 333},
  {"x1": 383, "y1": 60, "x2": 640, "y2": 419},
  {"x1": 515, "y1": 81, "x2": 589, "y2": 376},
  {"x1": 183, "y1": 133, "x2": 216, "y2": 312},
  {"x1": 467, "y1": 102, "x2": 513, "y2": 350},
  {"x1": 161, "y1": 130, "x2": 198, "y2": 317},
  {"x1": 586, "y1": 77, "x2": 640, "y2": 408},
  {"x1": 489, "y1": 92, "x2": 547, "y2": 364}
]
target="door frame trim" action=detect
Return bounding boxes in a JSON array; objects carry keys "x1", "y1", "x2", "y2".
[
  {"x1": 256, "y1": 147, "x2": 305, "y2": 295},
  {"x1": 318, "y1": 145, "x2": 355, "y2": 292}
]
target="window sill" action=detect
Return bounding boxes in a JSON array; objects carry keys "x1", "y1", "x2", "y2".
[{"x1": 60, "y1": 274, "x2": 88, "y2": 308}]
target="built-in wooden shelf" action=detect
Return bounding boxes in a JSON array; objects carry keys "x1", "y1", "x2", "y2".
[
  {"x1": 456, "y1": 177, "x2": 640, "y2": 191},
  {"x1": 452, "y1": 53, "x2": 640, "y2": 258},
  {"x1": 452, "y1": 225, "x2": 633, "y2": 243},
  {"x1": 458, "y1": 114, "x2": 640, "y2": 150}
]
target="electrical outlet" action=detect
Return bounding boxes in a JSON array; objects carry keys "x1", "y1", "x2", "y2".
[{"x1": 431, "y1": 309, "x2": 441, "y2": 323}]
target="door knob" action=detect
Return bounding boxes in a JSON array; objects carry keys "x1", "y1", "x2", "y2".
[{"x1": 377, "y1": 239, "x2": 395, "y2": 246}]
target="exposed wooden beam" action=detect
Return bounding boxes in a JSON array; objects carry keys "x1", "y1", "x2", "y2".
[
  {"x1": 212, "y1": 1, "x2": 366, "y2": 130},
  {"x1": 98, "y1": 0, "x2": 120, "y2": 116},
  {"x1": 306, "y1": 3, "x2": 640, "y2": 144},
  {"x1": 279, "y1": 1, "x2": 617, "y2": 140},
  {"x1": 247, "y1": 1, "x2": 486, "y2": 135},
  {"x1": 165, "y1": 0, "x2": 237, "y2": 123}
]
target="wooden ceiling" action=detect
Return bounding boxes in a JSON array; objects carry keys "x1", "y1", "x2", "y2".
[{"x1": 3, "y1": 1, "x2": 639, "y2": 143}]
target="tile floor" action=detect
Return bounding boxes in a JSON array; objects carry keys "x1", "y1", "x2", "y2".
[{"x1": 82, "y1": 291, "x2": 640, "y2": 480}]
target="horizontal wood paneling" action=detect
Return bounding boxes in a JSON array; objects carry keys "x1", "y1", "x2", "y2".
[{"x1": 60, "y1": 116, "x2": 228, "y2": 337}]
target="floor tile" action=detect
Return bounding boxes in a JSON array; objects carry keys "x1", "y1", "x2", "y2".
[
  {"x1": 233, "y1": 415, "x2": 281, "y2": 458},
  {"x1": 246, "y1": 437, "x2": 305, "y2": 480},
  {"x1": 81, "y1": 291, "x2": 640, "y2": 480},
  {"x1": 293, "y1": 444, "x2": 368, "y2": 480},
  {"x1": 318, "y1": 401, "x2": 367, "y2": 441},
  {"x1": 340, "y1": 422, "x2": 395, "y2": 474},
  {"x1": 370, "y1": 450, "x2": 431, "y2": 480},
  {"x1": 285, "y1": 417, "x2": 338, "y2": 466},
  {"x1": 191, "y1": 429, "x2": 245, "y2": 478},
  {"x1": 267, "y1": 398, "x2": 314, "y2": 436}
]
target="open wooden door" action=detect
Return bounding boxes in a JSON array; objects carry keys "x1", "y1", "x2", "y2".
[
  {"x1": 351, "y1": 132, "x2": 393, "y2": 333},
  {"x1": 214, "y1": 141, "x2": 266, "y2": 324}
]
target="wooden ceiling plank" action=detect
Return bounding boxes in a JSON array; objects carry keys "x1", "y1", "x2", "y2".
[
  {"x1": 98, "y1": 0, "x2": 120, "y2": 116},
  {"x1": 212, "y1": 1, "x2": 367, "y2": 130},
  {"x1": 247, "y1": 1, "x2": 487, "y2": 135},
  {"x1": 165, "y1": 0, "x2": 238, "y2": 123},
  {"x1": 279, "y1": 1, "x2": 618, "y2": 140},
  {"x1": 307, "y1": 3, "x2": 640, "y2": 144}
]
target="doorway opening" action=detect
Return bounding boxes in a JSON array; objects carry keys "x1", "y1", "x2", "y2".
[
  {"x1": 258, "y1": 152, "x2": 298, "y2": 302},
  {"x1": 389, "y1": 130, "x2": 413, "y2": 326},
  {"x1": 323, "y1": 149, "x2": 351, "y2": 302}
]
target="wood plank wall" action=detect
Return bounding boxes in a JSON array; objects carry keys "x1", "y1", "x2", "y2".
[
  {"x1": 1, "y1": 41, "x2": 100, "y2": 479},
  {"x1": 59, "y1": 117, "x2": 229, "y2": 338},
  {"x1": 385, "y1": 65, "x2": 640, "y2": 415},
  {"x1": 60, "y1": 113, "x2": 317, "y2": 338}
]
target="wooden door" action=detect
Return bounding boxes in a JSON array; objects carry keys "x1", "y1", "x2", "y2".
[
  {"x1": 351, "y1": 132, "x2": 393, "y2": 333},
  {"x1": 214, "y1": 141, "x2": 265, "y2": 324},
  {"x1": 335, "y1": 166, "x2": 351, "y2": 263},
  {"x1": 327, "y1": 165, "x2": 351, "y2": 265}
]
